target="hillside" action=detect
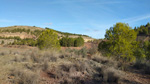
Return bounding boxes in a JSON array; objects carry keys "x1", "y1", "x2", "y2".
[
  {"x1": 0, "y1": 26, "x2": 94, "y2": 42},
  {"x1": 135, "y1": 22, "x2": 150, "y2": 41}
]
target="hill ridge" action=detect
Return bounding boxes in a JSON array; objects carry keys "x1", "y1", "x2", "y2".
[{"x1": 0, "y1": 25, "x2": 94, "y2": 42}]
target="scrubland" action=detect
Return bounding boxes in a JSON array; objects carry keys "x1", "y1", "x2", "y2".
[
  {"x1": 0, "y1": 23, "x2": 150, "y2": 84},
  {"x1": 0, "y1": 46, "x2": 121, "y2": 84},
  {"x1": 0, "y1": 45, "x2": 149, "y2": 84}
]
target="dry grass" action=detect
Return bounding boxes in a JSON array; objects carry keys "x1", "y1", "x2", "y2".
[
  {"x1": 0, "y1": 46, "x2": 125, "y2": 84},
  {"x1": 0, "y1": 26, "x2": 44, "y2": 31},
  {"x1": 9, "y1": 68, "x2": 40, "y2": 84}
]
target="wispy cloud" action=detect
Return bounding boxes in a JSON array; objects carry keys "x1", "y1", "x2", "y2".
[
  {"x1": 94, "y1": 1, "x2": 124, "y2": 5},
  {"x1": 48, "y1": 0, "x2": 124, "y2": 5},
  {"x1": 85, "y1": 28, "x2": 100, "y2": 32},
  {"x1": 44, "y1": 22, "x2": 53, "y2": 25},
  {"x1": 0, "y1": 19, "x2": 14, "y2": 23},
  {"x1": 47, "y1": 0, "x2": 91, "y2": 4},
  {"x1": 122, "y1": 14, "x2": 150, "y2": 23}
]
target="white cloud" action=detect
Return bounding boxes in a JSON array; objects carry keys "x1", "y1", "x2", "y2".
[
  {"x1": 122, "y1": 14, "x2": 150, "y2": 23},
  {"x1": 44, "y1": 23, "x2": 53, "y2": 25},
  {"x1": 0, "y1": 19, "x2": 14, "y2": 23},
  {"x1": 48, "y1": 0, "x2": 124, "y2": 5},
  {"x1": 94, "y1": 1, "x2": 124, "y2": 5}
]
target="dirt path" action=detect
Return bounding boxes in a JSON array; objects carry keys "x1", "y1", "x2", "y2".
[{"x1": 123, "y1": 68, "x2": 150, "y2": 84}]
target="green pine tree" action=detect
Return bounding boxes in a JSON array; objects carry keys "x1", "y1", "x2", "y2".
[{"x1": 37, "y1": 29, "x2": 60, "y2": 50}]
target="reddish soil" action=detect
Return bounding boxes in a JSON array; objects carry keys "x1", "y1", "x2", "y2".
[
  {"x1": 61, "y1": 42, "x2": 97, "y2": 50},
  {"x1": 40, "y1": 71, "x2": 58, "y2": 84},
  {"x1": 123, "y1": 68, "x2": 150, "y2": 84}
]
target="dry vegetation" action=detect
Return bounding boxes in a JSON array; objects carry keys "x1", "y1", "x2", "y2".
[
  {"x1": 0, "y1": 44, "x2": 149, "y2": 84},
  {"x1": 0, "y1": 22, "x2": 150, "y2": 84},
  {"x1": 0, "y1": 26, "x2": 44, "y2": 31},
  {"x1": 0, "y1": 46, "x2": 128, "y2": 84}
]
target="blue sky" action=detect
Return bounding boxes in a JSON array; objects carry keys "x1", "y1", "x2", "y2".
[{"x1": 0, "y1": 0, "x2": 150, "y2": 38}]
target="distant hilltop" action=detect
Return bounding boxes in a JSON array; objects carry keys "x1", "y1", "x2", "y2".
[{"x1": 0, "y1": 26, "x2": 94, "y2": 42}]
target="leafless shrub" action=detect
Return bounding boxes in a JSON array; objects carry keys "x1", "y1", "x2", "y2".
[
  {"x1": 42, "y1": 61, "x2": 49, "y2": 71},
  {"x1": 41, "y1": 52, "x2": 58, "y2": 62},
  {"x1": 13, "y1": 56, "x2": 20, "y2": 62},
  {"x1": 22, "y1": 55, "x2": 30, "y2": 62},
  {"x1": 88, "y1": 44, "x2": 98, "y2": 55},
  {"x1": 59, "y1": 64, "x2": 71, "y2": 72},
  {"x1": 9, "y1": 69, "x2": 39, "y2": 84},
  {"x1": 74, "y1": 61, "x2": 91, "y2": 72},
  {"x1": 0, "y1": 51, "x2": 6, "y2": 56},
  {"x1": 30, "y1": 52, "x2": 39, "y2": 63},
  {"x1": 59, "y1": 54, "x2": 65, "y2": 59},
  {"x1": 13, "y1": 51, "x2": 20, "y2": 55},
  {"x1": 22, "y1": 50, "x2": 32, "y2": 56},
  {"x1": 50, "y1": 56, "x2": 57, "y2": 62},
  {"x1": 99, "y1": 66, "x2": 120, "y2": 84},
  {"x1": 69, "y1": 66, "x2": 77, "y2": 74},
  {"x1": 9, "y1": 50, "x2": 12, "y2": 54},
  {"x1": 74, "y1": 47, "x2": 88, "y2": 58},
  {"x1": 24, "y1": 63, "x2": 40, "y2": 72},
  {"x1": 92, "y1": 54, "x2": 118, "y2": 68}
]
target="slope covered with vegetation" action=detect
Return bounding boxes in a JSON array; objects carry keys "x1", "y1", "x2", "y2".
[
  {"x1": 0, "y1": 22, "x2": 150, "y2": 84},
  {"x1": 0, "y1": 26, "x2": 92, "y2": 39},
  {"x1": 134, "y1": 22, "x2": 150, "y2": 35},
  {"x1": 0, "y1": 26, "x2": 93, "y2": 46}
]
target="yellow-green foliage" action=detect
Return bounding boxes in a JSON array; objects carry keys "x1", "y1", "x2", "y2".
[
  {"x1": 37, "y1": 29, "x2": 60, "y2": 50},
  {"x1": 134, "y1": 41, "x2": 150, "y2": 60},
  {"x1": 100, "y1": 23, "x2": 137, "y2": 62}
]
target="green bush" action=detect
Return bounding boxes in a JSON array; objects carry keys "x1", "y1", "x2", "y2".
[
  {"x1": 132, "y1": 41, "x2": 150, "y2": 62},
  {"x1": 0, "y1": 36, "x2": 21, "y2": 40},
  {"x1": 74, "y1": 36, "x2": 84, "y2": 47},
  {"x1": 59, "y1": 37, "x2": 68, "y2": 47},
  {"x1": 1, "y1": 40, "x2": 4, "y2": 44},
  {"x1": 67, "y1": 38, "x2": 75, "y2": 47},
  {"x1": 59, "y1": 36, "x2": 84, "y2": 47},
  {"x1": 99, "y1": 23, "x2": 137, "y2": 62},
  {"x1": 98, "y1": 41, "x2": 111, "y2": 56},
  {"x1": 12, "y1": 38, "x2": 37, "y2": 46},
  {"x1": 37, "y1": 29, "x2": 60, "y2": 50},
  {"x1": 0, "y1": 28, "x2": 44, "y2": 36}
]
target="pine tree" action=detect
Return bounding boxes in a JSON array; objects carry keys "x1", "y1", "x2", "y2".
[
  {"x1": 37, "y1": 29, "x2": 60, "y2": 50},
  {"x1": 100, "y1": 23, "x2": 137, "y2": 62}
]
